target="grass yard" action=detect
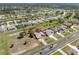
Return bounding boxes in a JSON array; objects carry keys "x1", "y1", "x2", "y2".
[
  {"x1": 36, "y1": 21, "x2": 61, "y2": 30},
  {"x1": 74, "y1": 25, "x2": 79, "y2": 30},
  {"x1": 68, "y1": 28, "x2": 75, "y2": 32},
  {"x1": 70, "y1": 39, "x2": 79, "y2": 45},
  {"x1": 0, "y1": 36, "x2": 10, "y2": 55},
  {"x1": 47, "y1": 37, "x2": 55, "y2": 44},
  {"x1": 61, "y1": 46, "x2": 71, "y2": 55},
  {"x1": 62, "y1": 31, "x2": 70, "y2": 36},
  {"x1": 53, "y1": 33, "x2": 62, "y2": 38},
  {"x1": 52, "y1": 51, "x2": 62, "y2": 55},
  {"x1": 59, "y1": 30, "x2": 70, "y2": 36}
]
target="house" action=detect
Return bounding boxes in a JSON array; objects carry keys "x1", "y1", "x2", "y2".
[
  {"x1": 0, "y1": 25, "x2": 7, "y2": 32},
  {"x1": 6, "y1": 21, "x2": 17, "y2": 31},
  {"x1": 72, "y1": 20, "x2": 79, "y2": 25},
  {"x1": 64, "y1": 23, "x2": 73, "y2": 28}
]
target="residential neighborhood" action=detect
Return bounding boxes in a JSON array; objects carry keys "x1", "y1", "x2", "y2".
[{"x1": 0, "y1": 3, "x2": 79, "y2": 55}]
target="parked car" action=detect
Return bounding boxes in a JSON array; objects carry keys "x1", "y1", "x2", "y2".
[
  {"x1": 16, "y1": 24, "x2": 24, "y2": 29},
  {"x1": 7, "y1": 26, "x2": 17, "y2": 31}
]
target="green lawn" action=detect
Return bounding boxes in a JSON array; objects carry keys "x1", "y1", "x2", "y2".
[
  {"x1": 74, "y1": 26, "x2": 79, "y2": 30},
  {"x1": 68, "y1": 28, "x2": 75, "y2": 32},
  {"x1": 47, "y1": 37, "x2": 55, "y2": 44},
  {"x1": 53, "y1": 33, "x2": 62, "y2": 38},
  {"x1": 52, "y1": 51, "x2": 62, "y2": 55},
  {"x1": 0, "y1": 36, "x2": 10, "y2": 55},
  {"x1": 70, "y1": 39, "x2": 79, "y2": 45},
  {"x1": 37, "y1": 21, "x2": 61, "y2": 30},
  {"x1": 62, "y1": 31, "x2": 70, "y2": 36},
  {"x1": 61, "y1": 46, "x2": 70, "y2": 55}
]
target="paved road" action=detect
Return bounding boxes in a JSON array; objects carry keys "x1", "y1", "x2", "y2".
[
  {"x1": 22, "y1": 30, "x2": 79, "y2": 55},
  {"x1": 34, "y1": 31, "x2": 79, "y2": 55},
  {"x1": 43, "y1": 35, "x2": 79, "y2": 55}
]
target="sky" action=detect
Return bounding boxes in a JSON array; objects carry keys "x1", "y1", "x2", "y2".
[{"x1": 0, "y1": 0, "x2": 79, "y2": 3}]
